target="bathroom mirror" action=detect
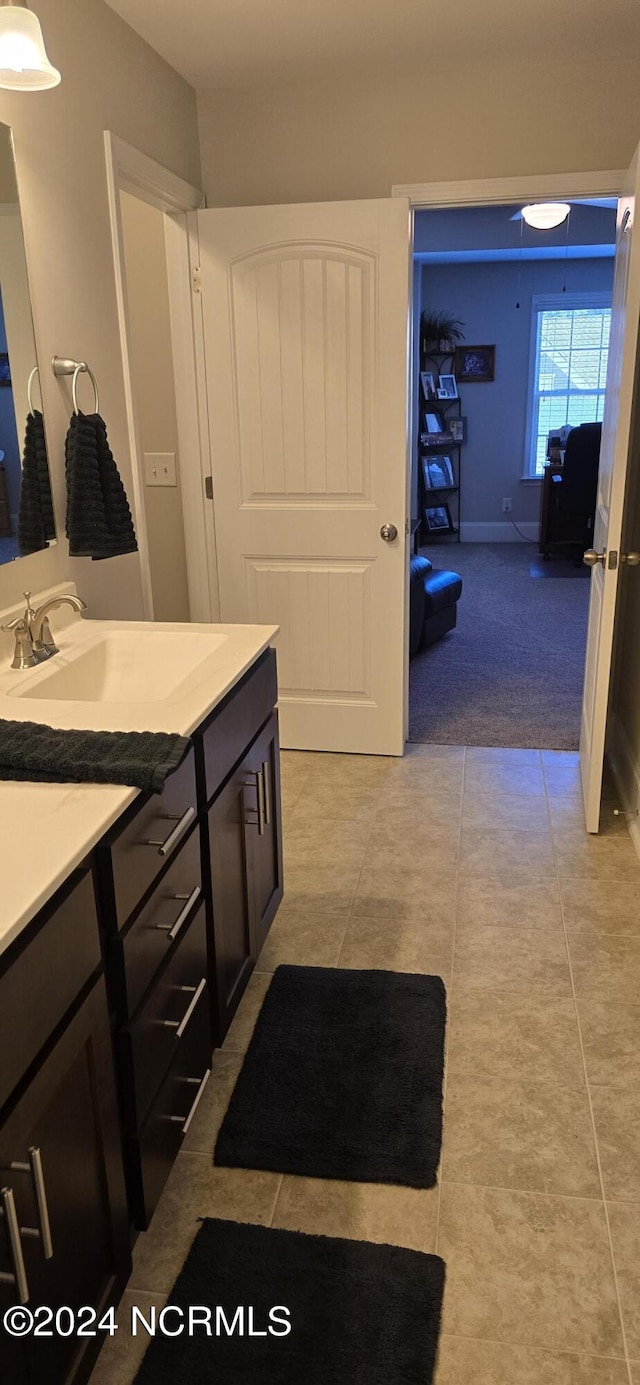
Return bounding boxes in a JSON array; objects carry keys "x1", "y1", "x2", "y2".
[{"x1": 0, "y1": 121, "x2": 56, "y2": 564}]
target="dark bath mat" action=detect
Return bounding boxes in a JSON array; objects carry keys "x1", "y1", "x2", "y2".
[
  {"x1": 215, "y1": 965, "x2": 446, "y2": 1188},
  {"x1": 134, "y1": 1217, "x2": 446, "y2": 1385}
]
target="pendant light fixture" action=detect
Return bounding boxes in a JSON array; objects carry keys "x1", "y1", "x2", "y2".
[
  {"x1": 0, "y1": 0, "x2": 60, "y2": 90},
  {"x1": 521, "y1": 202, "x2": 571, "y2": 230}
]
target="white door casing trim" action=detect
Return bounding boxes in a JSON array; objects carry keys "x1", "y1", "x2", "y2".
[
  {"x1": 392, "y1": 170, "x2": 625, "y2": 208},
  {"x1": 103, "y1": 131, "x2": 204, "y2": 620}
]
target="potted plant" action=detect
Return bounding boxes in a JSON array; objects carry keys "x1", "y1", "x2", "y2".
[{"x1": 420, "y1": 310, "x2": 465, "y2": 356}]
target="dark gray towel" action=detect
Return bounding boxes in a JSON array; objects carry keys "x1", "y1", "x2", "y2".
[
  {"x1": 0, "y1": 719, "x2": 190, "y2": 794},
  {"x1": 18, "y1": 410, "x2": 56, "y2": 555},
  {"x1": 65, "y1": 411, "x2": 137, "y2": 560}
]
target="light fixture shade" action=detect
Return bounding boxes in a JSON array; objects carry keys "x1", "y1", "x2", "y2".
[
  {"x1": 0, "y1": 6, "x2": 60, "y2": 90},
  {"x1": 521, "y1": 203, "x2": 571, "y2": 230}
]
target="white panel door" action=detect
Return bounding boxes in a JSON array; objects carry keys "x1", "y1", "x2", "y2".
[
  {"x1": 580, "y1": 145, "x2": 640, "y2": 829},
  {"x1": 197, "y1": 199, "x2": 411, "y2": 754}
]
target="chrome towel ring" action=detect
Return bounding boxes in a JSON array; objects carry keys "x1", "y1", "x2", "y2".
[
  {"x1": 27, "y1": 365, "x2": 41, "y2": 415},
  {"x1": 51, "y1": 356, "x2": 100, "y2": 415}
]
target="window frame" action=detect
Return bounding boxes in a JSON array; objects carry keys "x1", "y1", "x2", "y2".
[{"x1": 523, "y1": 291, "x2": 612, "y2": 480}]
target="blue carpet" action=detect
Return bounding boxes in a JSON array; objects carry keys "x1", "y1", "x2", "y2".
[{"x1": 409, "y1": 543, "x2": 589, "y2": 749}]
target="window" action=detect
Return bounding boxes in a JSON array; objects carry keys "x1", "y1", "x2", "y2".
[{"x1": 524, "y1": 293, "x2": 611, "y2": 478}]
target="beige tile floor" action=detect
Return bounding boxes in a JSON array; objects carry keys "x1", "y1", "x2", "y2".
[{"x1": 90, "y1": 745, "x2": 640, "y2": 1385}]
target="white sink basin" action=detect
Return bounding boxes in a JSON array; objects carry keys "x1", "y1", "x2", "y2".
[{"x1": 8, "y1": 629, "x2": 228, "y2": 704}]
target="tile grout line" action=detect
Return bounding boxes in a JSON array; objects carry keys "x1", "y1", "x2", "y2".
[
  {"x1": 544, "y1": 763, "x2": 634, "y2": 1385},
  {"x1": 434, "y1": 746, "x2": 466, "y2": 1255},
  {"x1": 268, "y1": 1173, "x2": 285, "y2": 1227}
]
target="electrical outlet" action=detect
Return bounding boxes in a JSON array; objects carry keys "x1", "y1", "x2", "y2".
[{"x1": 502, "y1": 497, "x2": 512, "y2": 513}]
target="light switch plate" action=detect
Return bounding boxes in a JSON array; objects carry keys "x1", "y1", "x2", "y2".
[{"x1": 144, "y1": 452, "x2": 177, "y2": 487}]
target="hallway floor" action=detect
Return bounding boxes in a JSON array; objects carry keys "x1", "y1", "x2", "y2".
[
  {"x1": 91, "y1": 746, "x2": 640, "y2": 1385},
  {"x1": 409, "y1": 544, "x2": 590, "y2": 749}
]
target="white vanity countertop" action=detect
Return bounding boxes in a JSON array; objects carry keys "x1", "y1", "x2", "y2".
[{"x1": 0, "y1": 617, "x2": 278, "y2": 958}]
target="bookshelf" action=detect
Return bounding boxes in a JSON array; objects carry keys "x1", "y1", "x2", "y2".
[{"x1": 418, "y1": 349, "x2": 463, "y2": 544}]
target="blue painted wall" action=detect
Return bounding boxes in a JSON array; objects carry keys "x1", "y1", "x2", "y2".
[{"x1": 418, "y1": 255, "x2": 614, "y2": 530}]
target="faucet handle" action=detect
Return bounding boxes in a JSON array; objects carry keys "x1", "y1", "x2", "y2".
[{"x1": 2, "y1": 616, "x2": 23, "y2": 633}]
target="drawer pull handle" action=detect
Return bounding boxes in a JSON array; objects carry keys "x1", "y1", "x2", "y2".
[
  {"x1": 141, "y1": 806, "x2": 196, "y2": 857},
  {"x1": 157, "y1": 886, "x2": 201, "y2": 942},
  {"x1": 170, "y1": 1068, "x2": 211, "y2": 1135},
  {"x1": 10, "y1": 1148, "x2": 53, "y2": 1260},
  {"x1": 0, "y1": 1187, "x2": 29, "y2": 1304},
  {"x1": 163, "y1": 976, "x2": 207, "y2": 1040},
  {"x1": 262, "y1": 759, "x2": 272, "y2": 826}
]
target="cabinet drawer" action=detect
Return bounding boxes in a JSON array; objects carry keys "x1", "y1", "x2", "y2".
[
  {"x1": 109, "y1": 747, "x2": 197, "y2": 927},
  {"x1": 0, "y1": 871, "x2": 101, "y2": 1109},
  {"x1": 196, "y1": 649, "x2": 277, "y2": 806},
  {"x1": 124, "y1": 906, "x2": 207, "y2": 1127},
  {"x1": 113, "y1": 826, "x2": 202, "y2": 1019},
  {"x1": 128, "y1": 986, "x2": 211, "y2": 1228}
]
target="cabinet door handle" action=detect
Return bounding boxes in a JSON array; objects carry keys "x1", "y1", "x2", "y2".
[
  {"x1": 0, "y1": 1187, "x2": 29, "y2": 1304},
  {"x1": 170, "y1": 1068, "x2": 211, "y2": 1135},
  {"x1": 163, "y1": 976, "x2": 207, "y2": 1040},
  {"x1": 9, "y1": 1148, "x2": 53, "y2": 1261},
  {"x1": 261, "y1": 760, "x2": 271, "y2": 826},
  {"x1": 242, "y1": 772, "x2": 265, "y2": 834},
  {"x1": 140, "y1": 806, "x2": 196, "y2": 856},
  {"x1": 156, "y1": 885, "x2": 201, "y2": 943},
  {"x1": 256, "y1": 767, "x2": 266, "y2": 836}
]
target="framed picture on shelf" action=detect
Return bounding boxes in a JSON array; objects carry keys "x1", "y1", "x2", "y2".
[
  {"x1": 422, "y1": 456, "x2": 455, "y2": 490},
  {"x1": 423, "y1": 410, "x2": 446, "y2": 434},
  {"x1": 449, "y1": 416, "x2": 467, "y2": 443},
  {"x1": 424, "y1": 503, "x2": 455, "y2": 535},
  {"x1": 420, "y1": 371, "x2": 437, "y2": 400},
  {"x1": 436, "y1": 373, "x2": 458, "y2": 399},
  {"x1": 455, "y1": 344, "x2": 495, "y2": 382}
]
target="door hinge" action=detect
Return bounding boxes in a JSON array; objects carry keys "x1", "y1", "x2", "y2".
[
  {"x1": 191, "y1": 265, "x2": 202, "y2": 295},
  {"x1": 204, "y1": 476, "x2": 213, "y2": 500}
]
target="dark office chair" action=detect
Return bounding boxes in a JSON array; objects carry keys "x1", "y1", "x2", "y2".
[{"x1": 543, "y1": 421, "x2": 602, "y2": 558}]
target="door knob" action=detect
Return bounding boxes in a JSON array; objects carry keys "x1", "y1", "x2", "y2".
[
  {"x1": 380, "y1": 524, "x2": 398, "y2": 542},
  {"x1": 583, "y1": 549, "x2": 606, "y2": 567},
  {"x1": 621, "y1": 551, "x2": 640, "y2": 566}
]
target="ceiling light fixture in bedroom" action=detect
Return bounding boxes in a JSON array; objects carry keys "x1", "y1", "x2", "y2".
[
  {"x1": 521, "y1": 203, "x2": 571, "y2": 230},
  {"x1": 0, "y1": 0, "x2": 60, "y2": 90}
]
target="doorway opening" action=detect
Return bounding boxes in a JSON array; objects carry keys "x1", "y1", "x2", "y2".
[{"x1": 408, "y1": 197, "x2": 617, "y2": 749}]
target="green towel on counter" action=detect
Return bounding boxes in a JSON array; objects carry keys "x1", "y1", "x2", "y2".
[{"x1": 0, "y1": 719, "x2": 190, "y2": 795}]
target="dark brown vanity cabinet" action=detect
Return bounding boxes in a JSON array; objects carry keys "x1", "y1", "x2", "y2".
[
  {"x1": 197, "y1": 652, "x2": 283, "y2": 1034},
  {"x1": 101, "y1": 647, "x2": 282, "y2": 1229},
  {"x1": 246, "y1": 711, "x2": 283, "y2": 958},
  {"x1": 0, "y1": 876, "x2": 130, "y2": 1385},
  {"x1": 0, "y1": 645, "x2": 283, "y2": 1381}
]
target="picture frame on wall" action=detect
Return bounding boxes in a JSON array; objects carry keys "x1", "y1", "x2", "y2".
[
  {"x1": 437, "y1": 373, "x2": 458, "y2": 399},
  {"x1": 424, "y1": 503, "x2": 455, "y2": 534},
  {"x1": 423, "y1": 456, "x2": 455, "y2": 490},
  {"x1": 455, "y1": 345, "x2": 495, "y2": 382},
  {"x1": 449, "y1": 416, "x2": 467, "y2": 443},
  {"x1": 420, "y1": 371, "x2": 437, "y2": 400}
]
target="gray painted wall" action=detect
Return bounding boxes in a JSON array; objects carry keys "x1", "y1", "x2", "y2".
[{"x1": 418, "y1": 256, "x2": 614, "y2": 532}]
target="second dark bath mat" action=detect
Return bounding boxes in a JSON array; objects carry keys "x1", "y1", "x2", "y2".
[{"x1": 215, "y1": 965, "x2": 446, "y2": 1188}]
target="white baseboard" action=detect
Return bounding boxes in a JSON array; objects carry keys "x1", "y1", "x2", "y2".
[
  {"x1": 607, "y1": 711, "x2": 640, "y2": 861},
  {"x1": 459, "y1": 521, "x2": 539, "y2": 543}
]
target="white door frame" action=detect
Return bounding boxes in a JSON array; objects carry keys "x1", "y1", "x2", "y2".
[
  {"x1": 392, "y1": 169, "x2": 625, "y2": 208},
  {"x1": 103, "y1": 132, "x2": 205, "y2": 619}
]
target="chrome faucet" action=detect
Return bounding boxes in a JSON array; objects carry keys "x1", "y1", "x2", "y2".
[{"x1": 1, "y1": 591, "x2": 87, "y2": 669}]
